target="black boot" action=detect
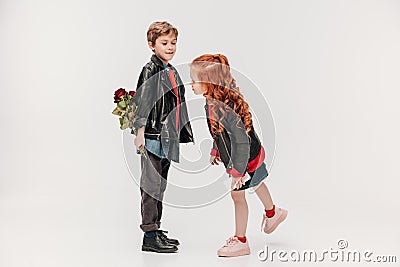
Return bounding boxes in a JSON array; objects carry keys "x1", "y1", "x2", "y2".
[
  {"x1": 142, "y1": 232, "x2": 178, "y2": 253},
  {"x1": 157, "y1": 230, "x2": 180, "y2": 246}
]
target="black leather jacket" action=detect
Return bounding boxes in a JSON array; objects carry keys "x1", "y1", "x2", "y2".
[
  {"x1": 205, "y1": 102, "x2": 261, "y2": 175},
  {"x1": 132, "y1": 54, "x2": 194, "y2": 161}
]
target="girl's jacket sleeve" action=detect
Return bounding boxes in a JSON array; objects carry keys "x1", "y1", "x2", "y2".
[
  {"x1": 223, "y1": 110, "x2": 250, "y2": 178},
  {"x1": 210, "y1": 140, "x2": 220, "y2": 157},
  {"x1": 132, "y1": 66, "x2": 157, "y2": 130}
]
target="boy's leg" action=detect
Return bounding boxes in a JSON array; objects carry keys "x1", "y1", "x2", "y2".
[
  {"x1": 156, "y1": 157, "x2": 171, "y2": 227},
  {"x1": 139, "y1": 150, "x2": 177, "y2": 253},
  {"x1": 152, "y1": 156, "x2": 181, "y2": 246},
  {"x1": 140, "y1": 150, "x2": 163, "y2": 232}
]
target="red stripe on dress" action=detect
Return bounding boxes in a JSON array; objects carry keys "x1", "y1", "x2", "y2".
[{"x1": 247, "y1": 145, "x2": 265, "y2": 173}]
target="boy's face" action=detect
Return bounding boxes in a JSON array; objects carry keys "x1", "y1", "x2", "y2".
[
  {"x1": 190, "y1": 68, "x2": 207, "y2": 95},
  {"x1": 148, "y1": 32, "x2": 177, "y2": 64}
]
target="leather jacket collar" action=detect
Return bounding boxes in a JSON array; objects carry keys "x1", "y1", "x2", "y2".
[{"x1": 151, "y1": 54, "x2": 171, "y2": 69}]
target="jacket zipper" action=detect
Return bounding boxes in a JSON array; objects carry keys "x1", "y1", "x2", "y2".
[{"x1": 220, "y1": 131, "x2": 233, "y2": 170}]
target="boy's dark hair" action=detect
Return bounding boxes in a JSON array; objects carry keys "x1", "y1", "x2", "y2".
[{"x1": 147, "y1": 21, "x2": 178, "y2": 44}]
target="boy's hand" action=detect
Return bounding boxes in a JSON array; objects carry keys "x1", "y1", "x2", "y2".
[
  {"x1": 134, "y1": 127, "x2": 145, "y2": 150},
  {"x1": 231, "y1": 176, "x2": 245, "y2": 190},
  {"x1": 210, "y1": 155, "x2": 222, "y2": 165}
]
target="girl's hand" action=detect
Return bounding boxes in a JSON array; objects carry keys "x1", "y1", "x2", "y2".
[
  {"x1": 134, "y1": 127, "x2": 145, "y2": 150},
  {"x1": 210, "y1": 155, "x2": 222, "y2": 165},
  {"x1": 231, "y1": 176, "x2": 245, "y2": 190}
]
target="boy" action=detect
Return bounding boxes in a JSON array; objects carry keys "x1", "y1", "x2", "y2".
[{"x1": 132, "y1": 21, "x2": 194, "y2": 253}]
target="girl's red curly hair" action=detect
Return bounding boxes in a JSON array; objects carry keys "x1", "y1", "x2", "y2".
[{"x1": 191, "y1": 54, "x2": 253, "y2": 135}]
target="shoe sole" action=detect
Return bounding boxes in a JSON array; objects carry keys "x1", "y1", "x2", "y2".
[
  {"x1": 217, "y1": 248, "x2": 251, "y2": 257},
  {"x1": 264, "y1": 209, "x2": 288, "y2": 234},
  {"x1": 142, "y1": 246, "x2": 178, "y2": 253}
]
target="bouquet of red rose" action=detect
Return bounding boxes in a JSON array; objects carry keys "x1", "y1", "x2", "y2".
[
  {"x1": 112, "y1": 88, "x2": 146, "y2": 157},
  {"x1": 112, "y1": 88, "x2": 137, "y2": 130}
]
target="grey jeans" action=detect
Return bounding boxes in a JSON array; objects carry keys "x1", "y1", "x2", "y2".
[{"x1": 139, "y1": 149, "x2": 171, "y2": 232}]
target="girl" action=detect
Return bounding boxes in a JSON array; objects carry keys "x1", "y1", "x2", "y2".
[{"x1": 190, "y1": 54, "x2": 287, "y2": 257}]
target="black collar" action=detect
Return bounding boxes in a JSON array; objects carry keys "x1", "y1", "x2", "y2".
[{"x1": 151, "y1": 54, "x2": 172, "y2": 68}]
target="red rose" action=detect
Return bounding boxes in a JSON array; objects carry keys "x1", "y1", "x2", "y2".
[
  {"x1": 128, "y1": 90, "x2": 136, "y2": 97},
  {"x1": 115, "y1": 88, "x2": 127, "y2": 98},
  {"x1": 114, "y1": 88, "x2": 127, "y2": 103}
]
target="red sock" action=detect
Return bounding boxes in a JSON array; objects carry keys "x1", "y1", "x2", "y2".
[
  {"x1": 265, "y1": 205, "x2": 275, "y2": 218},
  {"x1": 235, "y1": 235, "x2": 247, "y2": 243}
]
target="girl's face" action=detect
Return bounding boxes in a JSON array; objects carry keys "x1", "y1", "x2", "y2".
[
  {"x1": 148, "y1": 32, "x2": 177, "y2": 64},
  {"x1": 190, "y1": 68, "x2": 207, "y2": 96}
]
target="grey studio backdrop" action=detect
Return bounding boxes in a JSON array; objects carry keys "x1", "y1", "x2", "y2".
[{"x1": 1, "y1": 1, "x2": 399, "y2": 267}]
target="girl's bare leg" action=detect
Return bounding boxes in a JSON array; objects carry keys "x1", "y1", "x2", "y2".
[
  {"x1": 231, "y1": 190, "x2": 248, "y2": 237},
  {"x1": 254, "y1": 182, "x2": 274, "y2": 210}
]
